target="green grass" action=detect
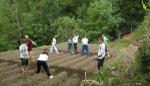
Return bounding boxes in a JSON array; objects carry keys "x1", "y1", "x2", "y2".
[
  {"x1": 131, "y1": 12, "x2": 150, "y2": 42},
  {"x1": 109, "y1": 39, "x2": 130, "y2": 49},
  {"x1": 89, "y1": 48, "x2": 127, "y2": 86}
]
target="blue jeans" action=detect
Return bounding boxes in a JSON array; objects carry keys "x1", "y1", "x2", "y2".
[{"x1": 81, "y1": 44, "x2": 89, "y2": 56}]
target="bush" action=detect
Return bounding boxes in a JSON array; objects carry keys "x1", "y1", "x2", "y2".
[{"x1": 135, "y1": 40, "x2": 150, "y2": 82}]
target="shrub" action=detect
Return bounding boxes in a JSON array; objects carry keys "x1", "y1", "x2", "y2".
[{"x1": 135, "y1": 40, "x2": 150, "y2": 82}]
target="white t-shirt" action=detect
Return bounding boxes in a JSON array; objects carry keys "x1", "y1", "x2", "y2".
[
  {"x1": 19, "y1": 44, "x2": 29, "y2": 58},
  {"x1": 52, "y1": 38, "x2": 56, "y2": 45},
  {"x1": 98, "y1": 43, "x2": 106, "y2": 59},
  {"x1": 37, "y1": 54, "x2": 48, "y2": 61},
  {"x1": 81, "y1": 38, "x2": 88, "y2": 45},
  {"x1": 73, "y1": 36, "x2": 79, "y2": 43}
]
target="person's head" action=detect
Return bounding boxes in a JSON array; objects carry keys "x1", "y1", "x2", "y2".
[
  {"x1": 102, "y1": 34, "x2": 105, "y2": 38},
  {"x1": 99, "y1": 37, "x2": 103, "y2": 44},
  {"x1": 42, "y1": 48, "x2": 49, "y2": 55},
  {"x1": 54, "y1": 34, "x2": 57, "y2": 38},
  {"x1": 70, "y1": 35, "x2": 73, "y2": 39},
  {"x1": 25, "y1": 35, "x2": 29, "y2": 39}
]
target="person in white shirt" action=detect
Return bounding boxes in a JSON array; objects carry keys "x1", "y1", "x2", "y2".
[
  {"x1": 95, "y1": 37, "x2": 106, "y2": 70},
  {"x1": 19, "y1": 39, "x2": 29, "y2": 72},
  {"x1": 50, "y1": 35, "x2": 59, "y2": 54},
  {"x1": 81, "y1": 36, "x2": 89, "y2": 56},
  {"x1": 36, "y1": 49, "x2": 53, "y2": 79},
  {"x1": 73, "y1": 34, "x2": 79, "y2": 53}
]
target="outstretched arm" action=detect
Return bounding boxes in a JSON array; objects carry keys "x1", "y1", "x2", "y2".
[
  {"x1": 32, "y1": 40, "x2": 37, "y2": 46},
  {"x1": 56, "y1": 34, "x2": 59, "y2": 38}
]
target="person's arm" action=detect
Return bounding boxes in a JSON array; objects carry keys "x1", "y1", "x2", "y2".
[
  {"x1": 32, "y1": 40, "x2": 37, "y2": 46},
  {"x1": 46, "y1": 55, "x2": 48, "y2": 61},
  {"x1": 55, "y1": 34, "x2": 59, "y2": 38},
  {"x1": 98, "y1": 46, "x2": 101, "y2": 57}
]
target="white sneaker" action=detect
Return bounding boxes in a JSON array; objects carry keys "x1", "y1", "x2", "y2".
[{"x1": 49, "y1": 75, "x2": 53, "y2": 79}]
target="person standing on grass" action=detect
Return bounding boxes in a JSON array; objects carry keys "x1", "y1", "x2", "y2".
[
  {"x1": 102, "y1": 34, "x2": 110, "y2": 58},
  {"x1": 73, "y1": 34, "x2": 79, "y2": 53},
  {"x1": 19, "y1": 39, "x2": 29, "y2": 72},
  {"x1": 25, "y1": 35, "x2": 37, "y2": 62},
  {"x1": 67, "y1": 35, "x2": 74, "y2": 54},
  {"x1": 50, "y1": 34, "x2": 59, "y2": 54},
  {"x1": 36, "y1": 49, "x2": 53, "y2": 79},
  {"x1": 95, "y1": 37, "x2": 106, "y2": 70},
  {"x1": 81, "y1": 35, "x2": 89, "y2": 57}
]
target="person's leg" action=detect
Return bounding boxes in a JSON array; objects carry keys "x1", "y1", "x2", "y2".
[
  {"x1": 81, "y1": 45, "x2": 84, "y2": 56},
  {"x1": 42, "y1": 61, "x2": 51, "y2": 77},
  {"x1": 29, "y1": 51, "x2": 35, "y2": 62},
  {"x1": 76, "y1": 43, "x2": 78, "y2": 50},
  {"x1": 97, "y1": 58, "x2": 105, "y2": 71},
  {"x1": 37, "y1": 61, "x2": 42, "y2": 74},
  {"x1": 54, "y1": 45, "x2": 59, "y2": 54},
  {"x1": 21, "y1": 58, "x2": 25, "y2": 72},
  {"x1": 97, "y1": 59, "x2": 101, "y2": 70},
  {"x1": 74, "y1": 43, "x2": 77, "y2": 51},
  {"x1": 100, "y1": 58, "x2": 105, "y2": 67},
  {"x1": 24, "y1": 58, "x2": 29, "y2": 65},
  {"x1": 75, "y1": 43, "x2": 78, "y2": 53},
  {"x1": 50, "y1": 45, "x2": 53, "y2": 53},
  {"x1": 71, "y1": 44, "x2": 75, "y2": 54},
  {"x1": 83, "y1": 45, "x2": 87, "y2": 55},
  {"x1": 85, "y1": 45, "x2": 89, "y2": 56},
  {"x1": 68, "y1": 44, "x2": 70, "y2": 53}
]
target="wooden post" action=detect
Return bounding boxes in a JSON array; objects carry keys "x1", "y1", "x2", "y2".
[
  {"x1": 118, "y1": 32, "x2": 121, "y2": 40},
  {"x1": 85, "y1": 71, "x2": 87, "y2": 80}
]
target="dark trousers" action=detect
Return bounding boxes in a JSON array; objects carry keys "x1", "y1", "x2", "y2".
[
  {"x1": 20, "y1": 58, "x2": 28, "y2": 65},
  {"x1": 37, "y1": 60, "x2": 51, "y2": 76},
  {"x1": 97, "y1": 58, "x2": 105, "y2": 70},
  {"x1": 68, "y1": 43, "x2": 74, "y2": 54},
  {"x1": 74, "y1": 43, "x2": 77, "y2": 51},
  {"x1": 81, "y1": 44, "x2": 89, "y2": 56}
]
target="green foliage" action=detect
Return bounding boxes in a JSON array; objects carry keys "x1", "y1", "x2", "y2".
[
  {"x1": 0, "y1": 0, "x2": 145, "y2": 51},
  {"x1": 117, "y1": 0, "x2": 145, "y2": 31},
  {"x1": 142, "y1": 0, "x2": 150, "y2": 10},
  {"x1": 131, "y1": 11, "x2": 150, "y2": 42},
  {"x1": 135, "y1": 41, "x2": 150, "y2": 82},
  {"x1": 85, "y1": 0, "x2": 122, "y2": 37},
  {"x1": 110, "y1": 39, "x2": 130, "y2": 49},
  {"x1": 52, "y1": 17, "x2": 85, "y2": 41}
]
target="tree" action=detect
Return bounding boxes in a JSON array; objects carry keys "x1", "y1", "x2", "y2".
[
  {"x1": 82, "y1": 0, "x2": 122, "y2": 40},
  {"x1": 52, "y1": 16, "x2": 85, "y2": 41}
]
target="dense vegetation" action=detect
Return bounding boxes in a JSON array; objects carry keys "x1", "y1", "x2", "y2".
[
  {"x1": 135, "y1": 41, "x2": 150, "y2": 84},
  {"x1": 0, "y1": 0, "x2": 145, "y2": 51},
  {"x1": 132, "y1": 11, "x2": 150, "y2": 85}
]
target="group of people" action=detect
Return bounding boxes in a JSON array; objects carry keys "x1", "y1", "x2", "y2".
[
  {"x1": 50, "y1": 34, "x2": 89, "y2": 57},
  {"x1": 19, "y1": 34, "x2": 110, "y2": 79},
  {"x1": 19, "y1": 35, "x2": 53, "y2": 79}
]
